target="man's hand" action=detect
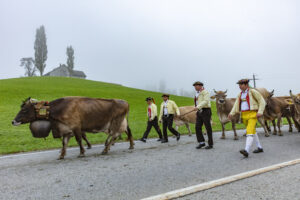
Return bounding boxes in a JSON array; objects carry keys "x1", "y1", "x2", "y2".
[
  {"x1": 257, "y1": 113, "x2": 263, "y2": 118},
  {"x1": 228, "y1": 114, "x2": 232, "y2": 120},
  {"x1": 193, "y1": 107, "x2": 199, "y2": 111}
]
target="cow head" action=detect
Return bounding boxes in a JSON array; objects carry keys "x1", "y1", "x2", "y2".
[
  {"x1": 290, "y1": 90, "x2": 300, "y2": 112},
  {"x1": 265, "y1": 89, "x2": 274, "y2": 102},
  {"x1": 211, "y1": 89, "x2": 227, "y2": 104},
  {"x1": 12, "y1": 97, "x2": 38, "y2": 126}
]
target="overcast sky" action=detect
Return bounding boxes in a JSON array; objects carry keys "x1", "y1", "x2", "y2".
[{"x1": 0, "y1": 0, "x2": 299, "y2": 97}]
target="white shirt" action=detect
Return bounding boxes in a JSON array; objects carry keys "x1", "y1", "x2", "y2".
[
  {"x1": 241, "y1": 89, "x2": 250, "y2": 111},
  {"x1": 163, "y1": 101, "x2": 168, "y2": 115},
  {"x1": 195, "y1": 91, "x2": 200, "y2": 106}
]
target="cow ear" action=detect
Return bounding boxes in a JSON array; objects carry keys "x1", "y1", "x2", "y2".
[{"x1": 211, "y1": 96, "x2": 216, "y2": 99}]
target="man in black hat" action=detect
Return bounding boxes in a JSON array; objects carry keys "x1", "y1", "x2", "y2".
[
  {"x1": 158, "y1": 94, "x2": 181, "y2": 143},
  {"x1": 140, "y1": 97, "x2": 163, "y2": 142},
  {"x1": 193, "y1": 81, "x2": 213, "y2": 149}
]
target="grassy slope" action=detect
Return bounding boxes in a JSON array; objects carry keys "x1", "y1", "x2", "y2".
[{"x1": 0, "y1": 77, "x2": 244, "y2": 154}]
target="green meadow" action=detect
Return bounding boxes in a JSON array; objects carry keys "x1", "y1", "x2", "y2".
[{"x1": 0, "y1": 77, "x2": 244, "y2": 154}]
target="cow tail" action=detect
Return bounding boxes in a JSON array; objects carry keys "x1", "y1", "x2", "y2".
[{"x1": 126, "y1": 104, "x2": 134, "y2": 148}]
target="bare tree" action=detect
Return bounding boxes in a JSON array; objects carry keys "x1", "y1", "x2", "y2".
[{"x1": 20, "y1": 57, "x2": 36, "y2": 77}]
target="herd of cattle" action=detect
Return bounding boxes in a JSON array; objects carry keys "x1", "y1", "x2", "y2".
[{"x1": 11, "y1": 88, "x2": 300, "y2": 159}]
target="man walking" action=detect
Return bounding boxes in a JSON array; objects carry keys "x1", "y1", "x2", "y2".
[
  {"x1": 140, "y1": 97, "x2": 163, "y2": 142},
  {"x1": 228, "y1": 79, "x2": 265, "y2": 157},
  {"x1": 193, "y1": 81, "x2": 213, "y2": 149},
  {"x1": 159, "y1": 94, "x2": 181, "y2": 143}
]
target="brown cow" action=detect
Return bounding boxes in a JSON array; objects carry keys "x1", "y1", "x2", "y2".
[
  {"x1": 173, "y1": 106, "x2": 212, "y2": 136},
  {"x1": 264, "y1": 90, "x2": 299, "y2": 136},
  {"x1": 211, "y1": 90, "x2": 240, "y2": 140},
  {"x1": 289, "y1": 90, "x2": 300, "y2": 128},
  {"x1": 173, "y1": 106, "x2": 196, "y2": 136},
  {"x1": 12, "y1": 97, "x2": 134, "y2": 159},
  {"x1": 290, "y1": 90, "x2": 300, "y2": 114}
]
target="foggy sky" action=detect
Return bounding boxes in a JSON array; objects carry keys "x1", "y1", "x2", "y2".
[{"x1": 1, "y1": 0, "x2": 300, "y2": 97}]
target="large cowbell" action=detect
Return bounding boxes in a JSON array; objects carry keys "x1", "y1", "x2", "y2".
[{"x1": 30, "y1": 120, "x2": 51, "y2": 138}]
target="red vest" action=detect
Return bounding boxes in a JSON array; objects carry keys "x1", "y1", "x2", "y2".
[{"x1": 239, "y1": 89, "x2": 250, "y2": 111}]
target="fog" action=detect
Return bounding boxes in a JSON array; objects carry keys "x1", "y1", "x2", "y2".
[{"x1": 1, "y1": 0, "x2": 300, "y2": 97}]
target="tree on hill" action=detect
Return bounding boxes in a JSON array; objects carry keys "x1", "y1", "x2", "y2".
[
  {"x1": 34, "y1": 25, "x2": 47, "y2": 76},
  {"x1": 66, "y1": 46, "x2": 74, "y2": 70},
  {"x1": 20, "y1": 57, "x2": 36, "y2": 77}
]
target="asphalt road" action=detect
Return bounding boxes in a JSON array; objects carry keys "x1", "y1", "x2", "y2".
[{"x1": 0, "y1": 126, "x2": 299, "y2": 200}]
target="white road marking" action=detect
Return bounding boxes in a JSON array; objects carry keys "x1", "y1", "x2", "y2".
[{"x1": 141, "y1": 158, "x2": 300, "y2": 200}]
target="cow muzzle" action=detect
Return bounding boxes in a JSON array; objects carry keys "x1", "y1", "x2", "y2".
[
  {"x1": 218, "y1": 99, "x2": 225, "y2": 104},
  {"x1": 12, "y1": 120, "x2": 22, "y2": 126}
]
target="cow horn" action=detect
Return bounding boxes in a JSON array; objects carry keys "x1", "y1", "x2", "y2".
[
  {"x1": 30, "y1": 98, "x2": 38, "y2": 103},
  {"x1": 224, "y1": 89, "x2": 228, "y2": 94},
  {"x1": 213, "y1": 89, "x2": 217, "y2": 94},
  {"x1": 290, "y1": 90, "x2": 295, "y2": 97}
]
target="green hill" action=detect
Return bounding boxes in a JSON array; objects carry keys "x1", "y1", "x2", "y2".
[{"x1": 0, "y1": 77, "x2": 240, "y2": 154}]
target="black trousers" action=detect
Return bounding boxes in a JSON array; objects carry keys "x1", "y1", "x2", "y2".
[
  {"x1": 162, "y1": 114, "x2": 180, "y2": 141},
  {"x1": 142, "y1": 117, "x2": 162, "y2": 139},
  {"x1": 195, "y1": 108, "x2": 213, "y2": 146}
]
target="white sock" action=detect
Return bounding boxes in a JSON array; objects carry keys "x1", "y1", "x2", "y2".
[
  {"x1": 245, "y1": 135, "x2": 254, "y2": 153},
  {"x1": 254, "y1": 134, "x2": 262, "y2": 149}
]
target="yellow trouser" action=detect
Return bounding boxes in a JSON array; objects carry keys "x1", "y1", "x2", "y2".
[{"x1": 241, "y1": 111, "x2": 258, "y2": 135}]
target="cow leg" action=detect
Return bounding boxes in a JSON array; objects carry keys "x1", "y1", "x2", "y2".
[
  {"x1": 291, "y1": 115, "x2": 300, "y2": 132},
  {"x1": 220, "y1": 123, "x2": 226, "y2": 139},
  {"x1": 125, "y1": 126, "x2": 134, "y2": 149},
  {"x1": 105, "y1": 135, "x2": 111, "y2": 146},
  {"x1": 286, "y1": 117, "x2": 293, "y2": 132},
  {"x1": 102, "y1": 135, "x2": 118, "y2": 155},
  {"x1": 265, "y1": 120, "x2": 271, "y2": 132},
  {"x1": 258, "y1": 117, "x2": 269, "y2": 137},
  {"x1": 82, "y1": 132, "x2": 92, "y2": 149},
  {"x1": 185, "y1": 123, "x2": 192, "y2": 136},
  {"x1": 59, "y1": 135, "x2": 71, "y2": 160},
  {"x1": 232, "y1": 122, "x2": 238, "y2": 140},
  {"x1": 272, "y1": 120, "x2": 277, "y2": 135},
  {"x1": 74, "y1": 131, "x2": 85, "y2": 157},
  {"x1": 277, "y1": 118, "x2": 283, "y2": 136}
]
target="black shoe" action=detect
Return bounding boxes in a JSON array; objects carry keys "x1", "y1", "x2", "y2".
[
  {"x1": 139, "y1": 138, "x2": 146, "y2": 143},
  {"x1": 253, "y1": 148, "x2": 263, "y2": 153},
  {"x1": 161, "y1": 140, "x2": 168, "y2": 143},
  {"x1": 157, "y1": 138, "x2": 162, "y2": 142},
  {"x1": 196, "y1": 143, "x2": 205, "y2": 149},
  {"x1": 240, "y1": 149, "x2": 249, "y2": 157},
  {"x1": 205, "y1": 146, "x2": 213, "y2": 150},
  {"x1": 176, "y1": 133, "x2": 180, "y2": 141}
]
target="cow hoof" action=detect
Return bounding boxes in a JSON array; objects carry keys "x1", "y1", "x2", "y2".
[
  {"x1": 273, "y1": 132, "x2": 277, "y2": 135},
  {"x1": 289, "y1": 129, "x2": 292, "y2": 133},
  {"x1": 101, "y1": 151, "x2": 108, "y2": 155},
  {"x1": 243, "y1": 133, "x2": 246, "y2": 137},
  {"x1": 220, "y1": 136, "x2": 225, "y2": 139},
  {"x1": 78, "y1": 154, "x2": 85, "y2": 158},
  {"x1": 129, "y1": 146, "x2": 134, "y2": 150},
  {"x1": 189, "y1": 135, "x2": 192, "y2": 137},
  {"x1": 58, "y1": 156, "x2": 64, "y2": 160},
  {"x1": 234, "y1": 136, "x2": 239, "y2": 140},
  {"x1": 87, "y1": 146, "x2": 92, "y2": 149},
  {"x1": 279, "y1": 133, "x2": 283, "y2": 136}
]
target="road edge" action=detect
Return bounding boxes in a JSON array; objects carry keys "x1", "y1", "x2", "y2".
[{"x1": 141, "y1": 158, "x2": 300, "y2": 200}]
